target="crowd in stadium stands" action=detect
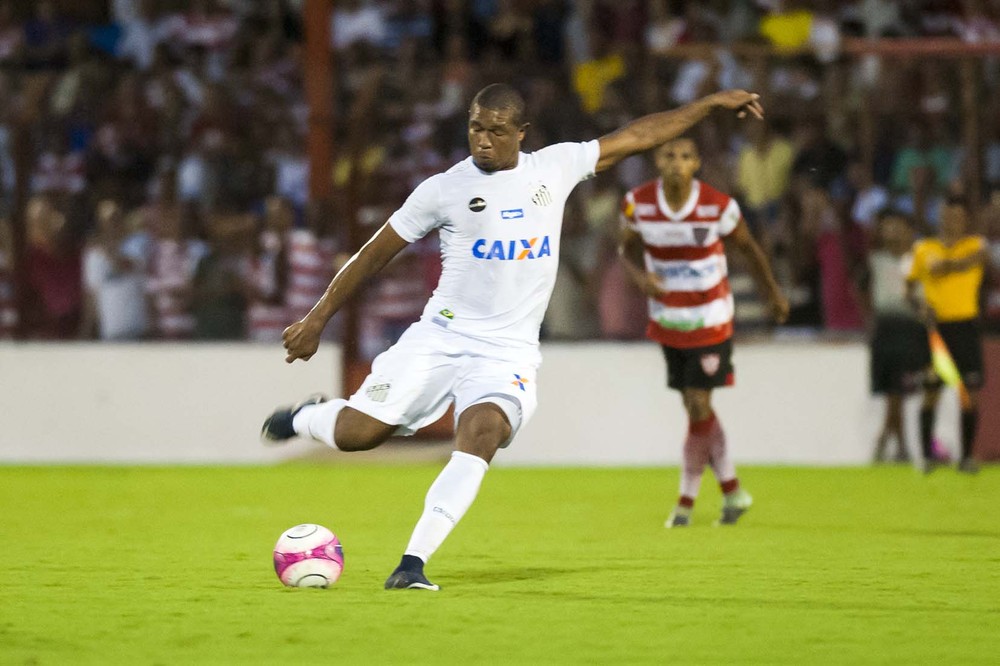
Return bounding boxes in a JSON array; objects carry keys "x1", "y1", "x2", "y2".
[{"x1": 3, "y1": 0, "x2": 1000, "y2": 351}]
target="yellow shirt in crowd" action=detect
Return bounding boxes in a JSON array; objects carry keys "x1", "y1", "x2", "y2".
[
  {"x1": 736, "y1": 139, "x2": 794, "y2": 208},
  {"x1": 572, "y1": 53, "x2": 625, "y2": 114},
  {"x1": 907, "y1": 236, "x2": 985, "y2": 322}
]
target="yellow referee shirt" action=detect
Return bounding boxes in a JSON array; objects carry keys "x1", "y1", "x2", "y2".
[{"x1": 907, "y1": 236, "x2": 985, "y2": 322}]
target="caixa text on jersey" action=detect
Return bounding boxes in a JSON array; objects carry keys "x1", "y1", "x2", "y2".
[{"x1": 472, "y1": 236, "x2": 552, "y2": 261}]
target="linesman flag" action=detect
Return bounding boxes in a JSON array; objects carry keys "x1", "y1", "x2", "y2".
[{"x1": 928, "y1": 329, "x2": 972, "y2": 409}]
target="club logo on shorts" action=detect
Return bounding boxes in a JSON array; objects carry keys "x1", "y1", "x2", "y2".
[
  {"x1": 700, "y1": 354, "x2": 721, "y2": 376},
  {"x1": 511, "y1": 374, "x2": 529, "y2": 391},
  {"x1": 468, "y1": 197, "x2": 486, "y2": 212},
  {"x1": 365, "y1": 383, "x2": 391, "y2": 403},
  {"x1": 530, "y1": 183, "x2": 552, "y2": 206}
]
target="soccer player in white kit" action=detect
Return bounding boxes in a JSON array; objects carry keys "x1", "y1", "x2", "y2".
[{"x1": 262, "y1": 84, "x2": 765, "y2": 590}]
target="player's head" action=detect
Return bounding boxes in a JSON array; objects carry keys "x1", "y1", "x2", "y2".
[
  {"x1": 940, "y1": 195, "x2": 971, "y2": 238},
  {"x1": 468, "y1": 84, "x2": 527, "y2": 173},
  {"x1": 875, "y1": 209, "x2": 912, "y2": 249},
  {"x1": 654, "y1": 137, "x2": 700, "y2": 187}
]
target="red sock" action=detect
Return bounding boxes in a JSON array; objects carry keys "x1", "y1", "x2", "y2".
[
  {"x1": 678, "y1": 495, "x2": 695, "y2": 508},
  {"x1": 720, "y1": 478, "x2": 739, "y2": 494}
]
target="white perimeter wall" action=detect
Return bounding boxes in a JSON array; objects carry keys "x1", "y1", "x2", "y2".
[{"x1": 0, "y1": 342, "x2": 960, "y2": 465}]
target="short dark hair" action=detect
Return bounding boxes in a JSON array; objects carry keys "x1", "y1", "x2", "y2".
[
  {"x1": 659, "y1": 135, "x2": 699, "y2": 152},
  {"x1": 470, "y1": 84, "x2": 526, "y2": 126}
]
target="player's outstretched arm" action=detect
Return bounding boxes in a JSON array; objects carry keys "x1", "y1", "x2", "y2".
[
  {"x1": 726, "y1": 219, "x2": 789, "y2": 324},
  {"x1": 595, "y1": 90, "x2": 763, "y2": 173},
  {"x1": 282, "y1": 223, "x2": 409, "y2": 363}
]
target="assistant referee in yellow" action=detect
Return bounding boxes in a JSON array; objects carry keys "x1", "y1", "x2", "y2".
[{"x1": 907, "y1": 196, "x2": 987, "y2": 473}]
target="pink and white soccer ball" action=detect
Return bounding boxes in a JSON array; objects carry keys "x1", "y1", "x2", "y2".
[{"x1": 273, "y1": 524, "x2": 344, "y2": 588}]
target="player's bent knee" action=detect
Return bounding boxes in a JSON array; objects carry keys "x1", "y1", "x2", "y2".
[
  {"x1": 456, "y1": 403, "x2": 511, "y2": 462},
  {"x1": 334, "y1": 407, "x2": 396, "y2": 451}
]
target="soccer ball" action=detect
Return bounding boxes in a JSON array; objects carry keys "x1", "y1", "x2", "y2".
[{"x1": 273, "y1": 524, "x2": 344, "y2": 588}]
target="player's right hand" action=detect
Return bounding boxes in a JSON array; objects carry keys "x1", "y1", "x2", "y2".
[
  {"x1": 282, "y1": 319, "x2": 323, "y2": 363},
  {"x1": 639, "y1": 272, "x2": 668, "y2": 298},
  {"x1": 710, "y1": 90, "x2": 764, "y2": 120}
]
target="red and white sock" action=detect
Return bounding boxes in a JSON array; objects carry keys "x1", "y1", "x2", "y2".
[
  {"x1": 702, "y1": 412, "x2": 739, "y2": 494},
  {"x1": 678, "y1": 415, "x2": 715, "y2": 506}
]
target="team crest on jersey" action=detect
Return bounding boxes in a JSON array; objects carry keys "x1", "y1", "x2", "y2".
[
  {"x1": 696, "y1": 204, "x2": 720, "y2": 217},
  {"x1": 365, "y1": 383, "x2": 391, "y2": 403},
  {"x1": 468, "y1": 197, "x2": 486, "y2": 212},
  {"x1": 692, "y1": 226, "x2": 712, "y2": 246},
  {"x1": 700, "y1": 354, "x2": 721, "y2": 376},
  {"x1": 530, "y1": 183, "x2": 553, "y2": 206}
]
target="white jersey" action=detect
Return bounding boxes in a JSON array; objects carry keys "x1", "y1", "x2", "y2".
[{"x1": 388, "y1": 140, "x2": 600, "y2": 358}]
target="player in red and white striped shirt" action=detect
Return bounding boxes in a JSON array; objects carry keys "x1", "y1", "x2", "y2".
[{"x1": 620, "y1": 137, "x2": 789, "y2": 527}]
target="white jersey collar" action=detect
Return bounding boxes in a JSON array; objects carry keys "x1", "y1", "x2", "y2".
[{"x1": 656, "y1": 178, "x2": 700, "y2": 221}]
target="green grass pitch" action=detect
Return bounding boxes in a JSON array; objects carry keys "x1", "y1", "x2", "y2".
[{"x1": 2, "y1": 465, "x2": 998, "y2": 664}]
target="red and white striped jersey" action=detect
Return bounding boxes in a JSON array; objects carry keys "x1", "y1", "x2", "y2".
[{"x1": 621, "y1": 178, "x2": 741, "y2": 349}]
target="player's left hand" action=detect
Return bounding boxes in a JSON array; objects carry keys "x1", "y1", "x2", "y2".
[
  {"x1": 768, "y1": 293, "x2": 790, "y2": 324},
  {"x1": 710, "y1": 90, "x2": 764, "y2": 120}
]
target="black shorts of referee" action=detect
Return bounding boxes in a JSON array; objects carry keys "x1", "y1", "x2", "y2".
[{"x1": 927, "y1": 318, "x2": 985, "y2": 390}]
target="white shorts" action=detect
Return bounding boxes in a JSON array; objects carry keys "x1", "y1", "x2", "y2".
[{"x1": 347, "y1": 322, "x2": 539, "y2": 447}]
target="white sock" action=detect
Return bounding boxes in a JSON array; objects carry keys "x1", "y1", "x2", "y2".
[
  {"x1": 292, "y1": 399, "x2": 347, "y2": 449},
  {"x1": 404, "y1": 451, "x2": 489, "y2": 563}
]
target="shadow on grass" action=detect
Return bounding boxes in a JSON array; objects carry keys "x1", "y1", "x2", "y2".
[
  {"x1": 443, "y1": 565, "x2": 591, "y2": 585},
  {"x1": 761, "y1": 523, "x2": 1000, "y2": 539}
]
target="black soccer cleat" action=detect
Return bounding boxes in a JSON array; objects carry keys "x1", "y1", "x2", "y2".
[
  {"x1": 261, "y1": 394, "x2": 328, "y2": 445},
  {"x1": 384, "y1": 569, "x2": 440, "y2": 591}
]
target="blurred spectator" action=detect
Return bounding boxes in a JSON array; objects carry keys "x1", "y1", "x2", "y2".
[
  {"x1": 893, "y1": 164, "x2": 944, "y2": 233},
  {"x1": 22, "y1": 196, "x2": 82, "y2": 339},
  {"x1": 803, "y1": 186, "x2": 865, "y2": 331},
  {"x1": 23, "y1": 0, "x2": 72, "y2": 69},
  {"x1": 736, "y1": 121, "x2": 794, "y2": 238},
  {"x1": 331, "y1": 0, "x2": 388, "y2": 52},
  {"x1": 116, "y1": 0, "x2": 163, "y2": 71},
  {"x1": 759, "y1": 1, "x2": 814, "y2": 51},
  {"x1": 286, "y1": 198, "x2": 341, "y2": 327},
  {"x1": 891, "y1": 120, "x2": 958, "y2": 194},
  {"x1": 592, "y1": 173, "x2": 646, "y2": 339},
  {"x1": 266, "y1": 125, "x2": 309, "y2": 213},
  {"x1": 0, "y1": 216, "x2": 16, "y2": 337},
  {"x1": 956, "y1": 0, "x2": 1000, "y2": 42},
  {"x1": 80, "y1": 199, "x2": 150, "y2": 341},
  {"x1": 191, "y1": 214, "x2": 251, "y2": 340},
  {"x1": 146, "y1": 203, "x2": 208, "y2": 340},
  {"x1": 246, "y1": 197, "x2": 291, "y2": 343},
  {"x1": 790, "y1": 118, "x2": 847, "y2": 190},
  {"x1": 31, "y1": 130, "x2": 86, "y2": 198},
  {"x1": 572, "y1": 29, "x2": 625, "y2": 114},
  {"x1": 847, "y1": 159, "x2": 890, "y2": 231},
  {"x1": 0, "y1": 1, "x2": 24, "y2": 65},
  {"x1": 544, "y1": 196, "x2": 599, "y2": 340}
]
